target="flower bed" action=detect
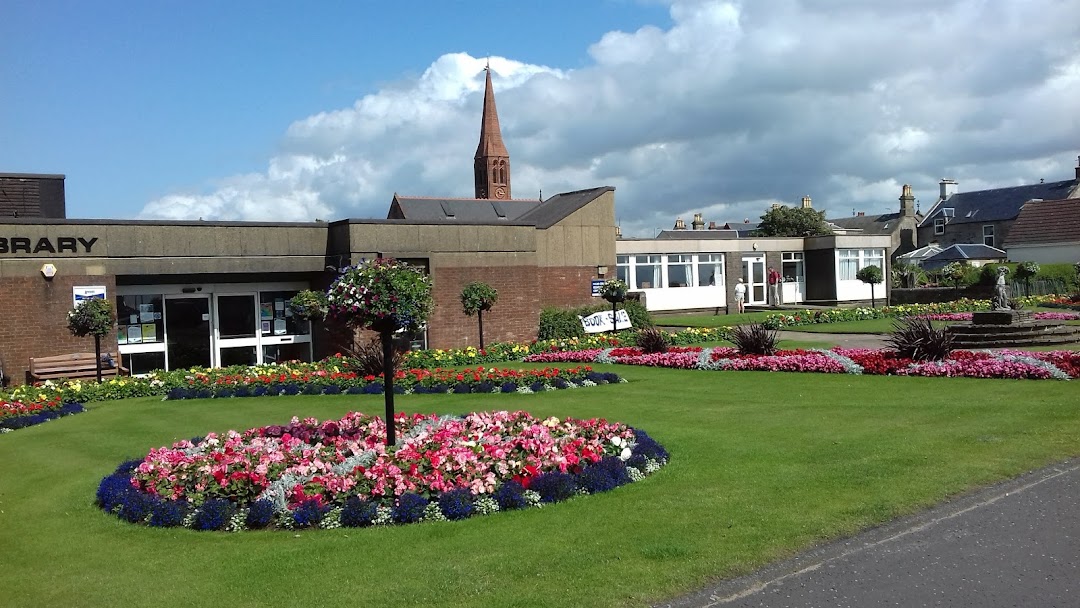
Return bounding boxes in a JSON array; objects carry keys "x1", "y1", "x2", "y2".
[
  {"x1": 2, "y1": 363, "x2": 620, "y2": 406},
  {"x1": 96, "y1": 410, "x2": 669, "y2": 531},
  {"x1": 526, "y1": 346, "x2": 1078, "y2": 380},
  {"x1": 164, "y1": 366, "x2": 619, "y2": 400},
  {"x1": 1, "y1": 397, "x2": 85, "y2": 432},
  {"x1": 759, "y1": 295, "x2": 1063, "y2": 329},
  {"x1": 916, "y1": 312, "x2": 1080, "y2": 322}
]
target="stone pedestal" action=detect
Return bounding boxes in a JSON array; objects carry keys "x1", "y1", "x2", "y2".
[{"x1": 971, "y1": 310, "x2": 1033, "y2": 325}]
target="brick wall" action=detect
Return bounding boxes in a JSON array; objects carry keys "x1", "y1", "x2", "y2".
[
  {"x1": 538, "y1": 266, "x2": 600, "y2": 309},
  {"x1": 427, "y1": 265, "x2": 542, "y2": 349},
  {"x1": 0, "y1": 275, "x2": 117, "y2": 385}
]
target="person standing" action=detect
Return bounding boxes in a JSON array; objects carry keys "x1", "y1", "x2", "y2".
[
  {"x1": 734, "y1": 278, "x2": 747, "y2": 314},
  {"x1": 768, "y1": 266, "x2": 782, "y2": 307}
]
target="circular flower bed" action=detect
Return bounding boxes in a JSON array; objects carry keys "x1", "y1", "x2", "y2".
[
  {"x1": 1, "y1": 397, "x2": 84, "y2": 432},
  {"x1": 96, "y1": 410, "x2": 669, "y2": 531}
]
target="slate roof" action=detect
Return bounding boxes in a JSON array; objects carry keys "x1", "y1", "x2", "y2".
[
  {"x1": 918, "y1": 179, "x2": 1079, "y2": 228},
  {"x1": 387, "y1": 186, "x2": 613, "y2": 229},
  {"x1": 827, "y1": 212, "x2": 913, "y2": 235},
  {"x1": 514, "y1": 186, "x2": 614, "y2": 229},
  {"x1": 387, "y1": 195, "x2": 540, "y2": 223},
  {"x1": 921, "y1": 244, "x2": 1007, "y2": 269},
  {"x1": 896, "y1": 244, "x2": 942, "y2": 264},
  {"x1": 1004, "y1": 198, "x2": 1080, "y2": 246}
]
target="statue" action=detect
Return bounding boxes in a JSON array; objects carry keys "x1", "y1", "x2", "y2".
[{"x1": 992, "y1": 266, "x2": 1010, "y2": 310}]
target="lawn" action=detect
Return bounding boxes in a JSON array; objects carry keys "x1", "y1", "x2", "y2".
[{"x1": 2, "y1": 367, "x2": 1079, "y2": 608}]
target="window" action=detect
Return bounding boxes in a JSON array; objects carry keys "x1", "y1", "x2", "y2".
[
  {"x1": 839, "y1": 250, "x2": 859, "y2": 281},
  {"x1": 616, "y1": 255, "x2": 630, "y2": 286},
  {"x1": 259, "y1": 291, "x2": 309, "y2": 336},
  {"x1": 633, "y1": 255, "x2": 661, "y2": 289},
  {"x1": 115, "y1": 294, "x2": 164, "y2": 345},
  {"x1": 666, "y1": 254, "x2": 693, "y2": 287},
  {"x1": 697, "y1": 254, "x2": 724, "y2": 287},
  {"x1": 983, "y1": 225, "x2": 995, "y2": 247},
  {"x1": 934, "y1": 218, "x2": 946, "y2": 235},
  {"x1": 839, "y1": 249, "x2": 886, "y2": 281},
  {"x1": 781, "y1": 252, "x2": 804, "y2": 283}
]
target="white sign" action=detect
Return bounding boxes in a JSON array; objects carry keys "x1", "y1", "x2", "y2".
[
  {"x1": 73, "y1": 285, "x2": 107, "y2": 308},
  {"x1": 579, "y1": 309, "x2": 633, "y2": 333}
]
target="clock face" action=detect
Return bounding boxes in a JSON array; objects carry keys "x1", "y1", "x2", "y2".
[{"x1": 494, "y1": 187, "x2": 506, "y2": 199}]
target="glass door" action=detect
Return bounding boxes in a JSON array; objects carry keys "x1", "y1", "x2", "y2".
[
  {"x1": 215, "y1": 294, "x2": 258, "y2": 367},
  {"x1": 742, "y1": 255, "x2": 767, "y2": 305},
  {"x1": 165, "y1": 297, "x2": 212, "y2": 370}
]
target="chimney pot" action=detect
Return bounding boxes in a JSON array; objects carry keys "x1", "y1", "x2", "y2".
[
  {"x1": 940, "y1": 178, "x2": 958, "y2": 199},
  {"x1": 857, "y1": 211, "x2": 865, "y2": 217},
  {"x1": 708, "y1": 221, "x2": 717, "y2": 230}
]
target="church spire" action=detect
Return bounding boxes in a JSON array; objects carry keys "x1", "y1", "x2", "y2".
[{"x1": 474, "y1": 64, "x2": 511, "y2": 199}]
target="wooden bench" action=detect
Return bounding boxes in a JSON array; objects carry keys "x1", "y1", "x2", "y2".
[{"x1": 29, "y1": 352, "x2": 128, "y2": 382}]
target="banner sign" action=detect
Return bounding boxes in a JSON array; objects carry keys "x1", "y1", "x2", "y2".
[
  {"x1": 579, "y1": 309, "x2": 633, "y2": 333},
  {"x1": 73, "y1": 285, "x2": 107, "y2": 308}
]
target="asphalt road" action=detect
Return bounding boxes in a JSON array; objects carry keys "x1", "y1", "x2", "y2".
[{"x1": 658, "y1": 459, "x2": 1080, "y2": 608}]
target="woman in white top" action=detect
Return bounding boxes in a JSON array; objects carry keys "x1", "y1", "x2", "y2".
[{"x1": 734, "y1": 278, "x2": 747, "y2": 314}]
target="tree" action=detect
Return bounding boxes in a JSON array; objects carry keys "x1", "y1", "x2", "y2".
[
  {"x1": 941, "y1": 262, "x2": 967, "y2": 292},
  {"x1": 856, "y1": 265, "x2": 884, "y2": 308},
  {"x1": 67, "y1": 298, "x2": 115, "y2": 382},
  {"x1": 756, "y1": 206, "x2": 832, "y2": 237},
  {"x1": 460, "y1": 281, "x2": 498, "y2": 349},
  {"x1": 326, "y1": 258, "x2": 433, "y2": 446}
]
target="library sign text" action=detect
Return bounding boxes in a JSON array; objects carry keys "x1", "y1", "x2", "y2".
[{"x1": 0, "y1": 237, "x2": 99, "y2": 254}]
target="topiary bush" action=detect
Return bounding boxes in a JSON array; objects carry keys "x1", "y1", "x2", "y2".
[{"x1": 886, "y1": 317, "x2": 954, "y2": 361}]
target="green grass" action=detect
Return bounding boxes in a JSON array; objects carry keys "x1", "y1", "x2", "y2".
[
  {"x1": 657, "y1": 310, "x2": 777, "y2": 327},
  {"x1": 2, "y1": 369, "x2": 1080, "y2": 607}
]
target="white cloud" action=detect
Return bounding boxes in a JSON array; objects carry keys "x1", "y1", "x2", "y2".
[{"x1": 140, "y1": 0, "x2": 1080, "y2": 238}]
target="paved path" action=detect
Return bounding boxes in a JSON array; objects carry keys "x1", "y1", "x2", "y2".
[
  {"x1": 657, "y1": 459, "x2": 1080, "y2": 608},
  {"x1": 775, "y1": 330, "x2": 889, "y2": 350}
]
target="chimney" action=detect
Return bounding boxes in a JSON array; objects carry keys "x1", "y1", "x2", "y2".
[
  {"x1": 939, "y1": 178, "x2": 958, "y2": 199},
  {"x1": 673, "y1": 217, "x2": 687, "y2": 230},
  {"x1": 899, "y1": 183, "x2": 916, "y2": 217},
  {"x1": 800, "y1": 195, "x2": 812, "y2": 208},
  {"x1": 857, "y1": 211, "x2": 865, "y2": 217},
  {"x1": 1075, "y1": 155, "x2": 1080, "y2": 180},
  {"x1": 615, "y1": 225, "x2": 622, "y2": 238},
  {"x1": 770, "y1": 202, "x2": 782, "y2": 210},
  {"x1": 743, "y1": 218, "x2": 750, "y2": 223},
  {"x1": 691, "y1": 213, "x2": 705, "y2": 230},
  {"x1": 708, "y1": 221, "x2": 717, "y2": 230}
]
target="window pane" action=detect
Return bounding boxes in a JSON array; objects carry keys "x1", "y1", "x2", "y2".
[
  {"x1": 122, "y1": 352, "x2": 166, "y2": 375},
  {"x1": 259, "y1": 291, "x2": 309, "y2": 336},
  {"x1": 218, "y1": 295, "x2": 256, "y2": 339},
  {"x1": 262, "y1": 343, "x2": 312, "y2": 365},
  {"x1": 220, "y1": 346, "x2": 257, "y2": 367},
  {"x1": 116, "y1": 294, "x2": 164, "y2": 345}
]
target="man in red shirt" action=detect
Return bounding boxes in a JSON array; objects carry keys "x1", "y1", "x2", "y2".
[{"x1": 768, "y1": 267, "x2": 782, "y2": 307}]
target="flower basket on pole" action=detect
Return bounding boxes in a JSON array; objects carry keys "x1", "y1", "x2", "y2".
[
  {"x1": 599, "y1": 279, "x2": 628, "y2": 333},
  {"x1": 67, "y1": 298, "x2": 115, "y2": 382},
  {"x1": 326, "y1": 258, "x2": 433, "y2": 446}
]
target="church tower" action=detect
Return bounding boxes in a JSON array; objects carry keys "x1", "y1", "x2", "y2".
[{"x1": 474, "y1": 66, "x2": 511, "y2": 199}]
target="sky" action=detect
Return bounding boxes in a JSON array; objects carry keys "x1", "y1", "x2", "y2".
[{"x1": 3, "y1": 0, "x2": 1079, "y2": 237}]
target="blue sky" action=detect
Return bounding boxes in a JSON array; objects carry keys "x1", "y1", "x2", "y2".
[{"x1": 3, "y1": 1, "x2": 1078, "y2": 236}]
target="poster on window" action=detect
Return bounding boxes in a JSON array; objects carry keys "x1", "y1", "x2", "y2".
[{"x1": 72, "y1": 285, "x2": 107, "y2": 308}]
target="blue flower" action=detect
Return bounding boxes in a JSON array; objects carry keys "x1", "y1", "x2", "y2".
[
  {"x1": 438, "y1": 488, "x2": 475, "y2": 520},
  {"x1": 340, "y1": 496, "x2": 379, "y2": 527},
  {"x1": 392, "y1": 492, "x2": 429, "y2": 524},
  {"x1": 529, "y1": 472, "x2": 578, "y2": 503}
]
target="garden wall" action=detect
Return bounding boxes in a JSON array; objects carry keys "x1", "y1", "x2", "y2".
[{"x1": 891, "y1": 285, "x2": 993, "y2": 305}]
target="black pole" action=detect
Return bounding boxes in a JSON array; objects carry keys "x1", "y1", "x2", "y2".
[
  {"x1": 870, "y1": 284, "x2": 876, "y2": 308},
  {"x1": 611, "y1": 300, "x2": 618, "y2": 334},
  {"x1": 94, "y1": 334, "x2": 103, "y2": 382},
  {"x1": 478, "y1": 309, "x2": 485, "y2": 350},
  {"x1": 381, "y1": 329, "x2": 396, "y2": 447}
]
